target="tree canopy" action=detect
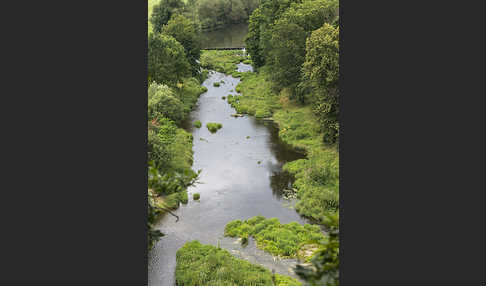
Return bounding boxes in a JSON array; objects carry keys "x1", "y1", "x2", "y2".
[
  {"x1": 162, "y1": 15, "x2": 202, "y2": 75},
  {"x1": 148, "y1": 33, "x2": 191, "y2": 85},
  {"x1": 150, "y1": 0, "x2": 185, "y2": 33},
  {"x1": 303, "y1": 23, "x2": 339, "y2": 144}
]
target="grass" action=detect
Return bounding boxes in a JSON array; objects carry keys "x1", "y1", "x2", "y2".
[
  {"x1": 175, "y1": 77, "x2": 207, "y2": 118},
  {"x1": 206, "y1": 122, "x2": 223, "y2": 133},
  {"x1": 194, "y1": 120, "x2": 202, "y2": 128},
  {"x1": 175, "y1": 241, "x2": 302, "y2": 286},
  {"x1": 200, "y1": 50, "x2": 247, "y2": 74},
  {"x1": 193, "y1": 193, "x2": 200, "y2": 200},
  {"x1": 228, "y1": 68, "x2": 280, "y2": 118},
  {"x1": 224, "y1": 216, "x2": 325, "y2": 259},
  {"x1": 167, "y1": 129, "x2": 194, "y2": 173}
]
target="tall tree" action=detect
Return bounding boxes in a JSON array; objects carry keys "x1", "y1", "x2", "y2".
[
  {"x1": 303, "y1": 23, "x2": 339, "y2": 144},
  {"x1": 148, "y1": 33, "x2": 191, "y2": 85},
  {"x1": 162, "y1": 15, "x2": 202, "y2": 75},
  {"x1": 150, "y1": 0, "x2": 185, "y2": 33},
  {"x1": 267, "y1": 0, "x2": 338, "y2": 92}
]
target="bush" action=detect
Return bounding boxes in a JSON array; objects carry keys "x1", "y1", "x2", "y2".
[
  {"x1": 148, "y1": 82, "x2": 184, "y2": 123},
  {"x1": 213, "y1": 82, "x2": 220, "y2": 87},
  {"x1": 206, "y1": 122, "x2": 223, "y2": 133},
  {"x1": 193, "y1": 120, "x2": 202, "y2": 128},
  {"x1": 193, "y1": 193, "x2": 200, "y2": 200},
  {"x1": 222, "y1": 96, "x2": 226, "y2": 100}
]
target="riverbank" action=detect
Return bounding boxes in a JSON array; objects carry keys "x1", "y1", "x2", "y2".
[
  {"x1": 176, "y1": 241, "x2": 302, "y2": 286},
  {"x1": 204, "y1": 51, "x2": 339, "y2": 224}
]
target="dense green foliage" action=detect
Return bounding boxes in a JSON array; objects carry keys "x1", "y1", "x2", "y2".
[
  {"x1": 302, "y1": 24, "x2": 339, "y2": 144},
  {"x1": 162, "y1": 14, "x2": 202, "y2": 75},
  {"x1": 148, "y1": 82, "x2": 185, "y2": 123},
  {"x1": 295, "y1": 213, "x2": 339, "y2": 286},
  {"x1": 193, "y1": 120, "x2": 202, "y2": 128},
  {"x1": 225, "y1": 216, "x2": 325, "y2": 258},
  {"x1": 267, "y1": 0, "x2": 338, "y2": 91},
  {"x1": 151, "y1": 0, "x2": 185, "y2": 33},
  {"x1": 147, "y1": 162, "x2": 198, "y2": 250},
  {"x1": 147, "y1": 2, "x2": 209, "y2": 250},
  {"x1": 194, "y1": 0, "x2": 260, "y2": 31},
  {"x1": 206, "y1": 122, "x2": 223, "y2": 133},
  {"x1": 148, "y1": 33, "x2": 191, "y2": 84},
  {"x1": 176, "y1": 240, "x2": 302, "y2": 285},
  {"x1": 193, "y1": 193, "x2": 200, "y2": 200},
  {"x1": 245, "y1": 0, "x2": 339, "y2": 144}
]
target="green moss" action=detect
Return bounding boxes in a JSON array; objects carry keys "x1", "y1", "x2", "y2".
[
  {"x1": 206, "y1": 122, "x2": 223, "y2": 133},
  {"x1": 176, "y1": 241, "x2": 301, "y2": 286},
  {"x1": 224, "y1": 216, "x2": 325, "y2": 259},
  {"x1": 193, "y1": 193, "x2": 200, "y2": 200},
  {"x1": 193, "y1": 120, "x2": 202, "y2": 128}
]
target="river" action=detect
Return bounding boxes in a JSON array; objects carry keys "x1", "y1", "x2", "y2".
[
  {"x1": 147, "y1": 62, "x2": 309, "y2": 285},
  {"x1": 201, "y1": 23, "x2": 249, "y2": 49}
]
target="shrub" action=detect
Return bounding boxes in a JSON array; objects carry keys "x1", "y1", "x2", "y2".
[
  {"x1": 193, "y1": 120, "x2": 202, "y2": 128},
  {"x1": 213, "y1": 82, "x2": 220, "y2": 87},
  {"x1": 206, "y1": 122, "x2": 222, "y2": 133},
  {"x1": 222, "y1": 96, "x2": 226, "y2": 100},
  {"x1": 193, "y1": 193, "x2": 200, "y2": 200}
]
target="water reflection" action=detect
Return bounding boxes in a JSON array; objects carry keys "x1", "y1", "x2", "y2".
[{"x1": 201, "y1": 23, "x2": 249, "y2": 49}]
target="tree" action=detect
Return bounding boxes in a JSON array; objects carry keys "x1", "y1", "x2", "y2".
[
  {"x1": 246, "y1": 0, "x2": 302, "y2": 68},
  {"x1": 150, "y1": 0, "x2": 185, "y2": 33},
  {"x1": 295, "y1": 213, "x2": 339, "y2": 286},
  {"x1": 162, "y1": 15, "x2": 202, "y2": 75},
  {"x1": 148, "y1": 33, "x2": 191, "y2": 85},
  {"x1": 267, "y1": 0, "x2": 338, "y2": 91},
  {"x1": 303, "y1": 23, "x2": 339, "y2": 144},
  {"x1": 148, "y1": 82, "x2": 185, "y2": 123}
]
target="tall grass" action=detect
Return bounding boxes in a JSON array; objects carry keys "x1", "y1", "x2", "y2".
[{"x1": 176, "y1": 241, "x2": 301, "y2": 286}]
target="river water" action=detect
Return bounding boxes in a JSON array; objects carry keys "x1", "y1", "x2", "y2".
[
  {"x1": 201, "y1": 23, "x2": 249, "y2": 49},
  {"x1": 147, "y1": 63, "x2": 309, "y2": 285}
]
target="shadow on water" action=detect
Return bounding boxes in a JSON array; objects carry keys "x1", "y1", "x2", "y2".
[{"x1": 148, "y1": 61, "x2": 309, "y2": 286}]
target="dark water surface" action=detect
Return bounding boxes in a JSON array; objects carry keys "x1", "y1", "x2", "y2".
[
  {"x1": 201, "y1": 23, "x2": 249, "y2": 49},
  {"x1": 148, "y1": 63, "x2": 308, "y2": 286}
]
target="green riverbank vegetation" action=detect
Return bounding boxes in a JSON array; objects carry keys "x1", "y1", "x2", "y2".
[
  {"x1": 147, "y1": 0, "x2": 207, "y2": 249},
  {"x1": 201, "y1": 50, "x2": 246, "y2": 74},
  {"x1": 206, "y1": 122, "x2": 223, "y2": 133},
  {"x1": 176, "y1": 241, "x2": 302, "y2": 286},
  {"x1": 225, "y1": 216, "x2": 325, "y2": 260}
]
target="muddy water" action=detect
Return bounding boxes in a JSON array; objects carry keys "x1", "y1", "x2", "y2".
[{"x1": 147, "y1": 63, "x2": 308, "y2": 286}]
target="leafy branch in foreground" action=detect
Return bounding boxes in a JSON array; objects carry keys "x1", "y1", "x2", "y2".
[
  {"x1": 295, "y1": 213, "x2": 339, "y2": 286},
  {"x1": 147, "y1": 161, "x2": 201, "y2": 250}
]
